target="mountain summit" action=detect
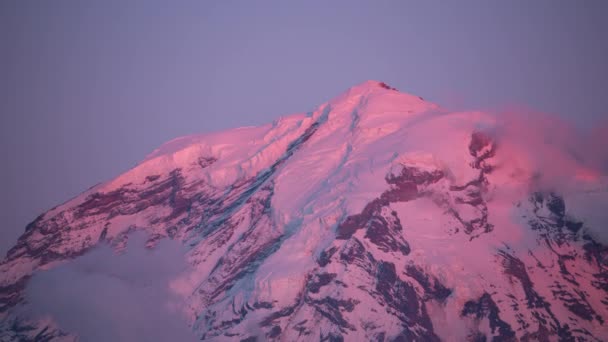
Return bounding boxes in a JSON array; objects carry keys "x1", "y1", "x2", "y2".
[{"x1": 1, "y1": 81, "x2": 608, "y2": 341}]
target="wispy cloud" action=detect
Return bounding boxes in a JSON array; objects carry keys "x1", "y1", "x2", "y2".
[{"x1": 485, "y1": 107, "x2": 608, "y2": 241}]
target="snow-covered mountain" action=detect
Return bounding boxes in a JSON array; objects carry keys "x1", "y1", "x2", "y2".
[{"x1": 1, "y1": 81, "x2": 608, "y2": 341}]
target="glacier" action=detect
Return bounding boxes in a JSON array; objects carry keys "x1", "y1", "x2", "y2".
[{"x1": 1, "y1": 80, "x2": 608, "y2": 341}]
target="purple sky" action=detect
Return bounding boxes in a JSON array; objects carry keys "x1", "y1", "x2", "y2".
[{"x1": 1, "y1": 1, "x2": 607, "y2": 256}]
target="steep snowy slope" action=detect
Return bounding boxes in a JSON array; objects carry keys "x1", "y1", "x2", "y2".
[{"x1": 1, "y1": 81, "x2": 608, "y2": 341}]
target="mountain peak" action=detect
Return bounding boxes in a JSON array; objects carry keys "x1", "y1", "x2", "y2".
[
  {"x1": 341, "y1": 80, "x2": 398, "y2": 97},
  {"x1": 351, "y1": 80, "x2": 397, "y2": 91},
  {"x1": 328, "y1": 80, "x2": 427, "y2": 110},
  {"x1": 2, "y1": 80, "x2": 607, "y2": 342}
]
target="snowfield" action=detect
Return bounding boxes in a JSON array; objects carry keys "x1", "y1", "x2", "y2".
[{"x1": 1, "y1": 80, "x2": 607, "y2": 341}]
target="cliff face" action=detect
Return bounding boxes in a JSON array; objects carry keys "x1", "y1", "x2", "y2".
[{"x1": 1, "y1": 81, "x2": 607, "y2": 341}]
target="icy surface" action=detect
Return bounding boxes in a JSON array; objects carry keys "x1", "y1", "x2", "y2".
[{"x1": 1, "y1": 80, "x2": 608, "y2": 341}]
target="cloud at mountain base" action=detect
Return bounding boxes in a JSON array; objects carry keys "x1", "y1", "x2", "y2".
[{"x1": 23, "y1": 232, "x2": 196, "y2": 342}]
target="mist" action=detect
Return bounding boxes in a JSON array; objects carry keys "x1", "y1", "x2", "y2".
[
  {"x1": 22, "y1": 232, "x2": 196, "y2": 342},
  {"x1": 483, "y1": 108, "x2": 608, "y2": 242}
]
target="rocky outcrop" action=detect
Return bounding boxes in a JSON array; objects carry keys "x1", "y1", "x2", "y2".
[{"x1": 1, "y1": 82, "x2": 607, "y2": 341}]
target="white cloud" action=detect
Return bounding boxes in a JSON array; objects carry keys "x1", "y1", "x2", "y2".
[{"x1": 23, "y1": 232, "x2": 196, "y2": 342}]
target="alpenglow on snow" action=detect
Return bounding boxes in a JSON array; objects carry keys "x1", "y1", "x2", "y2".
[{"x1": 1, "y1": 81, "x2": 608, "y2": 341}]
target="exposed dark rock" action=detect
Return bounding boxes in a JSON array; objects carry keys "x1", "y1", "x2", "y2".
[
  {"x1": 252, "y1": 301, "x2": 274, "y2": 310},
  {"x1": 564, "y1": 219, "x2": 582, "y2": 233},
  {"x1": 551, "y1": 282, "x2": 602, "y2": 323},
  {"x1": 468, "y1": 332, "x2": 487, "y2": 342},
  {"x1": 98, "y1": 226, "x2": 108, "y2": 241},
  {"x1": 439, "y1": 132, "x2": 498, "y2": 239},
  {"x1": 75, "y1": 169, "x2": 190, "y2": 221},
  {"x1": 145, "y1": 174, "x2": 161, "y2": 182},
  {"x1": 497, "y1": 250, "x2": 592, "y2": 340},
  {"x1": 375, "y1": 261, "x2": 440, "y2": 341},
  {"x1": 318, "y1": 246, "x2": 338, "y2": 267},
  {"x1": 205, "y1": 232, "x2": 284, "y2": 302},
  {"x1": 3, "y1": 318, "x2": 72, "y2": 342},
  {"x1": 469, "y1": 131, "x2": 496, "y2": 169},
  {"x1": 306, "y1": 297, "x2": 359, "y2": 331},
  {"x1": 380, "y1": 182, "x2": 418, "y2": 203},
  {"x1": 364, "y1": 210, "x2": 410, "y2": 256},
  {"x1": 527, "y1": 192, "x2": 577, "y2": 246},
  {"x1": 520, "y1": 323, "x2": 551, "y2": 342},
  {"x1": 320, "y1": 332, "x2": 344, "y2": 342},
  {"x1": 498, "y1": 251, "x2": 546, "y2": 309},
  {"x1": 260, "y1": 297, "x2": 302, "y2": 327},
  {"x1": 337, "y1": 163, "x2": 442, "y2": 245},
  {"x1": 198, "y1": 156, "x2": 218, "y2": 169},
  {"x1": 267, "y1": 325, "x2": 281, "y2": 339},
  {"x1": 0, "y1": 277, "x2": 29, "y2": 313},
  {"x1": 378, "y1": 82, "x2": 398, "y2": 91},
  {"x1": 339, "y1": 238, "x2": 367, "y2": 264},
  {"x1": 292, "y1": 319, "x2": 311, "y2": 337},
  {"x1": 405, "y1": 264, "x2": 452, "y2": 303},
  {"x1": 307, "y1": 273, "x2": 337, "y2": 294},
  {"x1": 335, "y1": 213, "x2": 367, "y2": 240},
  {"x1": 461, "y1": 293, "x2": 516, "y2": 341},
  {"x1": 24, "y1": 214, "x2": 45, "y2": 232},
  {"x1": 583, "y1": 237, "x2": 608, "y2": 269},
  {"x1": 385, "y1": 166, "x2": 444, "y2": 188},
  {"x1": 546, "y1": 195, "x2": 565, "y2": 219},
  {"x1": 4, "y1": 105, "x2": 608, "y2": 342}
]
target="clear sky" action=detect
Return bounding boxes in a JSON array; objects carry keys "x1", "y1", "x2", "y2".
[{"x1": 1, "y1": 1, "x2": 607, "y2": 256}]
